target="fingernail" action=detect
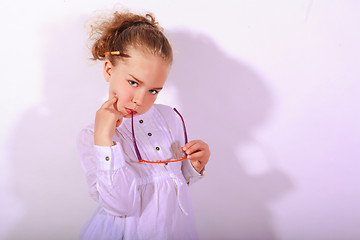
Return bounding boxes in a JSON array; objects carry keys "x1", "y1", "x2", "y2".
[
  {"x1": 183, "y1": 147, "x2": 186, "y2": 151},
  {"x1": 186, "y1": 150, "x2": 190, "y2": 154}
]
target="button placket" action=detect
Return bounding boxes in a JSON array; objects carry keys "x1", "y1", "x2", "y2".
[{"x1": 135, "y1": 117, "x2": 168, "y2": 165}]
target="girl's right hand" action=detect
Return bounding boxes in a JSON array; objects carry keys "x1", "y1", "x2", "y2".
[{"x1": 94, "y1": 96, "x2": 124, "y2": 146}]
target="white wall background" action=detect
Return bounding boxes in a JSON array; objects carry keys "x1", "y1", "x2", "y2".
[{"x1": 1, "y1": 0, "x2": 359, "y2": 239}]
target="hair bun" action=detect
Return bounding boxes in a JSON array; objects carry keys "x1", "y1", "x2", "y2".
[{"x1": 87, "y1": 10, "x2": 172, "y2": 64}]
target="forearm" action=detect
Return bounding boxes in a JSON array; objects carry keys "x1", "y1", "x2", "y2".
[{"x1": 95, "y1": 144, "x2": 139, "y2": 216}]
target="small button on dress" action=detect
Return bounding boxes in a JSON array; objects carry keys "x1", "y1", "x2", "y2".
[
  {"x1": 148, "y1": 133, "x2": 152, "y2": 136},
  {"x1": 139, "y1": 120, "x2": 144, "y2": 124},
  {"x1": 155, "y1": 147, "x2": 160, "y2": 151}
]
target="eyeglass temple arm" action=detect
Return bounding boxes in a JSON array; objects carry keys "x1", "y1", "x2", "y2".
[
  {"x1": 131, "y1": 108, "x2": 188, "y2": 161},
  {"x1": 131, "y1": 111, "x2": 143, "y2": 161},
  {"x1": 173, "y1": 108, "x2": 188, "y2": 145}
]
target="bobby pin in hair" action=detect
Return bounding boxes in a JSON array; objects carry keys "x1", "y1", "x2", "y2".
[{"x1": 104, "y1": 51, "x2": 121, "y2": 55}]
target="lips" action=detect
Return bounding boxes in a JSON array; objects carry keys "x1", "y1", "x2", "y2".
[{"x1": 125, "y1": 108, "x2": 137, "y2": 115}]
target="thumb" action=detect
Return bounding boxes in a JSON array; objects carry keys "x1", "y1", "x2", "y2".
[{"x1": 115, "y1": 110, "x2": 124, "y2": 127}]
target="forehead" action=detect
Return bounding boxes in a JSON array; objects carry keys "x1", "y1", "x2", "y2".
[{"x1": 116, "y1": 47, "x2": 170, "y2": 85}]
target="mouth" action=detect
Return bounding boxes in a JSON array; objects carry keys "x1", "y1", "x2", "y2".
[{"x1": 125, "y1": 108, "x2": 137, "y2": 115}]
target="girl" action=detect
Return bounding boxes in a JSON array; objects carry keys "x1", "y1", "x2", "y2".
[{"x1": 77, "y1": 10, "x2": 210, "y2": 240}]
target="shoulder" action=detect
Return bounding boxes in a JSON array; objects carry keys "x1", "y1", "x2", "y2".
[
  {"x1": 153, "y1": 104, "x2": 174, "y2": 114},
  {"x1": 151, "y1": 104, "x2": 185, "y2": 135},
  {"x1": 152, "y1": 104, "x2": 177, "y2": 122},
  {"x1": 79, "y1": 123, "x2": 95, "y2": 135}
]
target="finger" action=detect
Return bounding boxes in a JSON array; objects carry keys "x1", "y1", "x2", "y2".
[
  {"x1": 113, "y1": 100, "x2": 119, "y2": 112},
  {"x1": 101, "y1": 95, "x2": 118, "y2": 109},
  {"x1": 188, "y1": 154, "x2": 203, "y2": 171},
  {"x1": 114, "y1": 110, "x2": 125, "y2": 123},
  {"x1": 187, "y1": 150, "x2": 204, "y2": 161},
  {"x1": 182, "y1": 140, "x2": 199, "y2": 152},
  {"x1": 184, "y1": 142, "x2": 204, "y2": 155}
]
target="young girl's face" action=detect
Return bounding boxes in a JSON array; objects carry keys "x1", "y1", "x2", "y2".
[{"x1": 104, "y1": 47, "x2": 170, "y2": 118}]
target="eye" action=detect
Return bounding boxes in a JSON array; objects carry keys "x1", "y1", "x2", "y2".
[
  {"x1": 149, "y1": 89, "x2": 159, "y2": 95},
  {"x1": 128, "y1": 80, "x2": 138, "y2": 87}
]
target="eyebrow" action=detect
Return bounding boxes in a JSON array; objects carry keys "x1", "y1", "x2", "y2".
[{"x1": 129, "y1": 74, "x2": 163, "y2": 90}]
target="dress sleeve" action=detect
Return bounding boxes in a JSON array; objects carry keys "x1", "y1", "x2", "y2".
[
  {"x1": 181, "y1": 158, "x2": 204, "y2": 185},
  {"x1": 77, "y1": 127, "x2": 140, "y2": 217}
]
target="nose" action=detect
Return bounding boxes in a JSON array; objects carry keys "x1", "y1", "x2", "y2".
[{"x1": 132, "y1": 90, "x2": 145, "y2": 106}]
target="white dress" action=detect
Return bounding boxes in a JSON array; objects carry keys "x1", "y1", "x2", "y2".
[{"x1": 77, "y1": 104, "x2": 203, "y2": 240}]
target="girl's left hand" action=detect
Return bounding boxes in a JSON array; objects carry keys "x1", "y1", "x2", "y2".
[{"x1": 180, "y1": 140, "x2": 210, "y2": 174}]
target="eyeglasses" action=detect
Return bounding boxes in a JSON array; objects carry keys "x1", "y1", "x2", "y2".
[{"x1": 131, "y1": 108, "x2": 188, "y2": 164}]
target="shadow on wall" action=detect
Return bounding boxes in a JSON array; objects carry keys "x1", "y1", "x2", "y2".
[
  {"x1": 167, "y1": 30, "x2": 294, "y2": 240},
  {"x1": 4, "y1": 17, "x2": 103, "y2": 239}
]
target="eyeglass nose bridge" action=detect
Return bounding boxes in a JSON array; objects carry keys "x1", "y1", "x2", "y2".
[{"x1": 131, "y1": 108, "x2": 188, "y2": 162}]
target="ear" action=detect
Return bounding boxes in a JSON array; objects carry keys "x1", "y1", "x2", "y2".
[{"x1": 103, "y1": 60, "x2": 113, "y2": 82}]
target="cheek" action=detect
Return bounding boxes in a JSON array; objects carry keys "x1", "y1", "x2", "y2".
[
  {"x1": 110, "y1": 87, "x2": 134, "y2": 107},
  {"x1": 111, "y1": 82, "x2": 131, "y2": 98},
  {"x1": 116, "y1": 91, "x2": 133, "y2": 104},
  {"x1": 144, "y1": 95, "x2": 157, "y2": 107},
  {"x1": 115, "y1": 93, "x2": 133, "y2": 111}
]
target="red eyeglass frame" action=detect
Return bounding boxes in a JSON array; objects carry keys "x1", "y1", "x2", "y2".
[{"x1": 131, "y1": 108, "x2": 188, "y2": 164}]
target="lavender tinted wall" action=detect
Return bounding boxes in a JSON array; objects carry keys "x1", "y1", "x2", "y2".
[{"x1": 0, "y1": 1, "x2": 359, "y2": 239}]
